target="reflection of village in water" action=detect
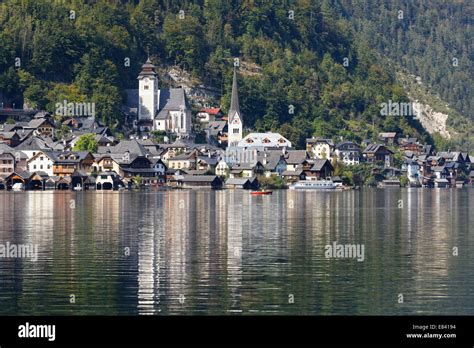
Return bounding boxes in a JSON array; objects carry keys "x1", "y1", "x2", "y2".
[{"x1": 0, "y1": 189, "x2": 472, "y2": 315}]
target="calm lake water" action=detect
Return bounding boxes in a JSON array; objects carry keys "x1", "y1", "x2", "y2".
[{"x1": 0, "y1": 188, "x2": 473, "y2": 315}]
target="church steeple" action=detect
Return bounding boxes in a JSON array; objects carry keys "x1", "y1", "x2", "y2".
[
  {"x1": 229, "y1": 68, "x2": 240, "y2": 122},
  {"x1": 227, "y1": 67, "x2": 243, "y2": 147}
]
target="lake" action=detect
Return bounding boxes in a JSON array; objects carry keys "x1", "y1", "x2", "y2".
[{"x1": 0, "y1": 188, "x2": 472, "y2": 315}]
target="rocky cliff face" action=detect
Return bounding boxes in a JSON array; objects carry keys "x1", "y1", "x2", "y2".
[{"x1": 411, "y1": 100, "x2": 451, "y2": 139}]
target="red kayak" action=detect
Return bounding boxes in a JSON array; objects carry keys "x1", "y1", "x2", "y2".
[{"x1": 251, "y1": 190, "x2": 272, "y2": 195}]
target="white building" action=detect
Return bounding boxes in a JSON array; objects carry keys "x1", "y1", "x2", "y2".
[
  {"x1": 27, "y1": 151, "x2": 54, "y2": 176},
  {"x1": 137, "y1": 58, "x2": 191, "y2": 135},
  {"x1": 306, "y1": 138, "x2": 334, "y2": 159},
  {"x1": 334, "y1": 141, "x2": 360, "y2": 165},
  {"x1": 216, "y1": 159, "x2": 230, "y2": 176}
]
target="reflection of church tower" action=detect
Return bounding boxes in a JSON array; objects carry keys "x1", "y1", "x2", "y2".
[
  {"x1": 227, "y1": 68, "x2": 243, "y2": 147},
  {"x1": 138, "y1": 58, "x2": 158, "y2": 130}
]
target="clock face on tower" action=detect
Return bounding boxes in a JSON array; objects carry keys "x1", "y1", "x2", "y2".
[
  {"x1": 233, "y1": 119, "x2": 240, "y2": 124},
  {"x1": 144, "y1": 78, "x2": 149, "y2": 82}
]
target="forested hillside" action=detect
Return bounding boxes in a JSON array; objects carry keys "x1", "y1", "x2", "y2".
[
  {"x1": 0, "y1": 0, "x2": 471, "y2": 150},
  {"x1": 337, "y1": 0, "x2": 472, "y2": 121}
]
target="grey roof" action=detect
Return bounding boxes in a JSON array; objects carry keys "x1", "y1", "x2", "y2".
[
  {"x1": 1, "y1": 124, "x2": 20, "y2": 132},
  {"x1": 311, "y1": 159, "x2": 332, "y2": 171},
  {"x1": 34, "y1": 111, "x2": 50, "y2": 119},
  {"x1": 99, "y1": 139, "x2": 148, "y2": 156},
  {"x1": 306, "y1": 138, "x2": 335, "y2": 146},
  {"x1": 16, "y1": 129, "x2": 34, "y2": 141},
  {"x1": 282, "y1": 169, "x2": 303, "y2": 176},
  {"x1": 15, "y1": 136, "x2": 50, "y2": 151},
  {"x1": 258, "y1": 150, "x2": 285, "y2": 170},
  {"x1": 48, "y1": 151, "x2": 91, "y2": 163},
  {"x1": 183, "y1": 169, "x2": 208, "y2": 176},
  {"x1": 26, "y1": 118, "x2": 54, "y2": 129},
  {"x1": 170, "y1": 151, "x2": 196, "y2": 161},
  {"x1": 0, "y1": 131, "x2": 18, "y2": 139},
  {"x1": 181, "y1": 175, "x2": 220, "y2": 183},
  {"x1": 285, "y1": 150, "x2": 308, "y2": 164},
  {"x1": 225, "y1": 178, "x2": 250, "y2": 185},
  {"x1": 363, "y1": 143, "x2": 393, "y2": 154},
  {"x1": 432, "y1": 166, "x2": 446, "y2": 172},
  {"x1": 197, "y1": 155, "x2": 218, "y2": 166},
  {"x1": 335, "y1": 141, "x2": 360, "y2": 150},
  {"x1": 207, "y1": 121, "x2": 227, "y2": 136},
  {"x1": 0, "y1": 143, "x2": 15, "y2": 153},
  {"x1": 156, "y1": 88, "x2": 189, "y2": 120}
]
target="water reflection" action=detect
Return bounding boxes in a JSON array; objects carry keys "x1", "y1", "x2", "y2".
[{"x1": 0, "y1": 189, "x2": 472, "y2": 315}]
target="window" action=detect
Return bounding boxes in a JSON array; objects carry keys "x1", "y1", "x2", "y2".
[
  {"x1": 40, "y1": 157, "x2": 44, "y2": 161},
  {"x1": 144, "y1": 85, "x2": 149, "y2": 90},
  {"x1": 33, "y1": 165, "x2": 36, "y2": 169},
  {"x1": 233, "y1": 129, "x2": 239, "y2": 134},
  {"x1": 40, "y1": 165, "x2": 43, "y2": 169}
]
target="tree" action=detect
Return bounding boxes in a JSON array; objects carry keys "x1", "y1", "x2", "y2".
[
  {"x1": 134, "y1": 175, "x2": 142, "y2": 188},
  {"x1": 73, "y1": 134, "x2": 98, "y2": 153}
]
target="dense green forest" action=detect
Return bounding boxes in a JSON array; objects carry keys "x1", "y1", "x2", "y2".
[
  {"x1": 0, "y1": 0, "x2": 471, "y2": 150},
  {"x1": 337, "y1": 0, "x2": 472, "y2": 121}
]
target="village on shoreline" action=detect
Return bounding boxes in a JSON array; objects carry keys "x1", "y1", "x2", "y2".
[{"x1": 0, "y1": 60, "x2": 472, "y2": 192}]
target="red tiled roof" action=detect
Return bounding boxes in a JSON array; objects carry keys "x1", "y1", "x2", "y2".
[{"x1": 200, "y1": 108, "x2": 222, "y2": 115}]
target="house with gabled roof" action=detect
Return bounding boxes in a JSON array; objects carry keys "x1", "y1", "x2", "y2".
[
  {"x1": 27, "y1": 150, "x2": 55, "y2": 176},
  {"x1": 362, "y1": 144, "x2": 393, "y2": 167},
  {"x1": 335, "y1": 141, "x2": 360, "y2": 165},
  {"x1": 377, "y1": 132, "x2": 398, "y2": 144},
  {"x1": 306, "y1": 159, "x2": 334, "y2": 179},
  {"x1": 25, "y1": 116, "x2": 55, "y2": 138},
  {"x1": 306, "y1": 137, "x2": 334, "y2": 159},
  {"x1": 48, "y1": 151, "x2": 94, "y2": 177},
  {"x1": 0, "y1": 131, "x2": 20, "y2": 146}
]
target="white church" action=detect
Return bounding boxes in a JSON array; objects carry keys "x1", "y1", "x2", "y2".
[
  {"x1": 134, "y1": 58, "x2": 192, "y2": 134},
  {"x1": 227, "y1": 68, "x2": 291, "y2": 150}
]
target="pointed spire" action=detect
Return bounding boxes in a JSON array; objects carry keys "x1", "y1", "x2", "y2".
[
  {"x1": 146, "y1": 49, "x2": 151, "y2": 64},
  {"x1": 229, "y1": 67, "x2": 240, "y2": 121}
]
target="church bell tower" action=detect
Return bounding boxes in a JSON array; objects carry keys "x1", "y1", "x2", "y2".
[{"x1": 227, "y1": 68, "x2": 243, "y2": 147}]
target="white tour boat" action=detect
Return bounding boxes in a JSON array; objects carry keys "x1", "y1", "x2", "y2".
[{"x1": 289, "y1": 177, "x2": 336, "y2": 190}]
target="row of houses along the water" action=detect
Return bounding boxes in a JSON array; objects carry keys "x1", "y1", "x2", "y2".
[{"x1": 0, "y1": 111, "x2": 472, "y2": 190}]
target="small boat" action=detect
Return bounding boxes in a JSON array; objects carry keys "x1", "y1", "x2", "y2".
[{"x1": 251, "y1": 190, "x2": 272, "y2": 195}]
